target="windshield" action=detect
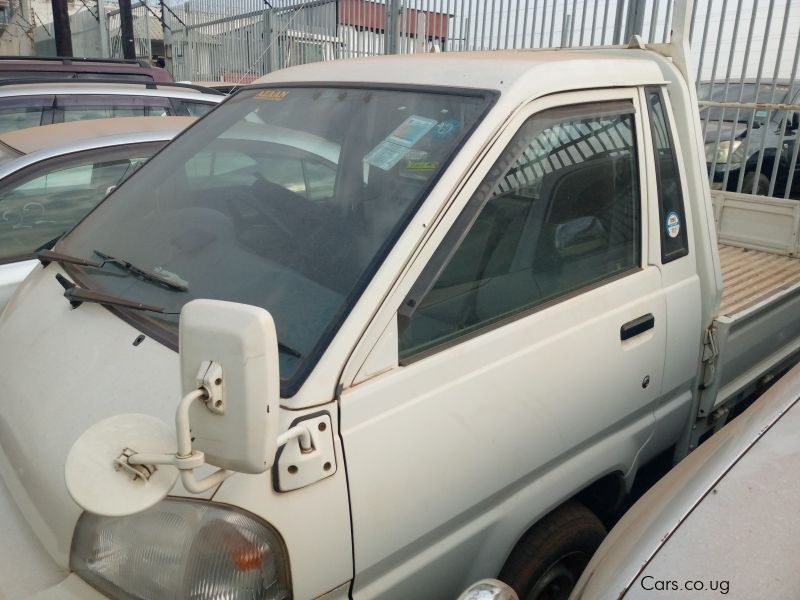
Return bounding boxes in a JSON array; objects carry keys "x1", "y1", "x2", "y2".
[
  {"x1": 60, "y1": 85, "x2": 493, "y2": 393},
  {"x1": 698, "y1": 82, "x2": 793, "y2": 124}
]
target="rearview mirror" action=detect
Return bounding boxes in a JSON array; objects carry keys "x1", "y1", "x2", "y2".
[{"x1": 180, "y1": 299, "x2": 280, "y2": 474}]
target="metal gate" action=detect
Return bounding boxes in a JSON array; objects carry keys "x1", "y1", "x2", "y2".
[
  {"x1": 692, "y1": 1, "x2": 800, "y2": 199},
  {"x1": 27, "y1": 0, "x2": 800, "y2": 198}
]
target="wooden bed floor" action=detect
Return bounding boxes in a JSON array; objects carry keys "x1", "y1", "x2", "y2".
[{"x1": 719, "y1": 244, "x2": 800, "y2": 316}]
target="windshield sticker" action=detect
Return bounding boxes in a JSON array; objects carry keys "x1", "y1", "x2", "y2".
[
  {"x1": 387, "y1": 115, "x2": 438, "y2": 148},
  {"x1": 432, "y1": 119, "x2": 461, "y2": 140},
  {"x1": 364, "y1": 115, "x2": 438, "y2": 171},
  {"x1": 364, "y1": 140, "x2": 410, "y2": 171},
  {"x1": 256, "y1": 89, "x2": 289, "y2": 101},
  {"x1": 404, "y1": 160, "x2": 439, "y2": 171},
  {"x1": 666, "y1": 211, "x2": 681, "y2": 239}
]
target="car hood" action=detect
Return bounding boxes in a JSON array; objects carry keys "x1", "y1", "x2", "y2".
[
  {"x1": 703, "y1": 119, "x2": 748, "y2": 144},
  {"x1": 571, "y1": 363, "x2": 800, "y2": 599},
  {"x1": 0, "y1": 263, "x2": 181, "y2": 569}
]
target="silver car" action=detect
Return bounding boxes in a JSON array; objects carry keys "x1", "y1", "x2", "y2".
[
  {"x1": 0, "y1": 80, "x2": 223, "y2": 133},
  {"x1": 571, "y1": 362, "x2": 800, "y2": 599},
  {"x1": 0, "y1": 116, "x2": 196, "y2": 310}
]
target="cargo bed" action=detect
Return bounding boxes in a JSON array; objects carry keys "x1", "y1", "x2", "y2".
[
  {"x1": 719, "y1": 244, "x2": 800, "y2": 316},
  {"x1": 693, "y1": 192, "x2": 800, "y2": 441}
]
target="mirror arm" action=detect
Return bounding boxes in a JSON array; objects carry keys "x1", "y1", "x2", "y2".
[
  {"x1": 179, "y1": 467, "x2": 232, "y2": 494},
  {"x1": 277, "y1": 425, "x2": 313, "y2": 451},
  {"x1": 176, "y1": 388, "x2": 207, "y2": 458},
  {"x1": 126, "y1": 387, "x2": 233, "y2": 495}
]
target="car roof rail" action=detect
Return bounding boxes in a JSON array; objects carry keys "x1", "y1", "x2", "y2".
[
  {"x1": 0, "y1": 78, "x2": 226, "y2": 95},
  {"x1": 0, "y1": 55, "x2": 149, "y2": 67}
]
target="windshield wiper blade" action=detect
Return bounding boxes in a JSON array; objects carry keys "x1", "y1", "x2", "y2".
[
  {"x1": 38, "y1": 249, "x2": 102, "y2": 268},
  {"x1": 56, "y1": 273, "x2": 167, "y2": 313},
  {"x1": 93, "y1": 250, "x2": 189, "y2": 292}
]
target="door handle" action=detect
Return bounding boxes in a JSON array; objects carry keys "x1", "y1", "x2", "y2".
[{"x1": 620, "y1": 313, "x2": 655, "y2": 341}]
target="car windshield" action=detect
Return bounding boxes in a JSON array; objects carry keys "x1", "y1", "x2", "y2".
[
  {"x1": 60, "y1": 85, "x2": 492, "y2": 393},
  {"x1": 698, "y1": 82, "x2": 793, "y2": 124}
]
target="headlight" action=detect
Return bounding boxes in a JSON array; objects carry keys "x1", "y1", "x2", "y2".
[
  {"x1": 705, "y1": 139, "x2": 743, "y2": 164},
  {"x1": 71, "y1": 498, "x2": 291, "y2": 599}
]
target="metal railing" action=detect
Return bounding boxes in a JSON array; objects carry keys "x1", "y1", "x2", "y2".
[{"x1": 26, "y1": 0, "x2": 800, "y2": 199}]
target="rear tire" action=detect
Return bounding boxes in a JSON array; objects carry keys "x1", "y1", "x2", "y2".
[
  {"x1": 498, "y1": 501, "x2": 606, "y2": 600},
  {"x1": 742, "y1": 171, "x2": 770, "y2": 196}
]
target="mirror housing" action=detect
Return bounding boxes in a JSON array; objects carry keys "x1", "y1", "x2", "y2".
[{"x1": 180, "y1": 299, "x2": 280, "y2": 474}]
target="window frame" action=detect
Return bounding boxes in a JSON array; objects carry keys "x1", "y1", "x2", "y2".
[
  {"x1": 644, "y1": 86, "x2": 690, "y2": 263},
  {"x1": 396, "y1": 90, "x2": 649, "y2": 364}
]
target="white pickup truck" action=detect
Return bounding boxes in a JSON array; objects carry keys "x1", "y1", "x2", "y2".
[{"x1": 2, "y1": 14, "x2": 800, "y2": 600}]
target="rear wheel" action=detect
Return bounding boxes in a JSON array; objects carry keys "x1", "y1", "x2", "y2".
[
  {"x1": 742, "y1": 171, "x2": 770, "y2": 196},
  {"x1": 499, "y1": 501, "x2": 606, "y2": 600}
]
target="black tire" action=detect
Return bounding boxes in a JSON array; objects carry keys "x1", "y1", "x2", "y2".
[
  {"x1": 498, "y1": 501, "x2": 606, "y2": 600},
  {"x1": 742, "y1": 171, "x2": 770, "y2": 196}
]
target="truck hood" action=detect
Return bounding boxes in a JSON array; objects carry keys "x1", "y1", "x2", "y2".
[{"x1": 0, "y1": 263, "x2": 180, "y2": 569}]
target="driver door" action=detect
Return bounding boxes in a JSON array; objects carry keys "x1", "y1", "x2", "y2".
[{"x1": 339, "y1": 89, "x2": 667, "y2": 598}]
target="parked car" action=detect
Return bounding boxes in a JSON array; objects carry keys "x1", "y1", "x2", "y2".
[
  {"x1": 571, "y1": 361, "x2": 800, "y2": 599},
  {"x1": 0, "y1": 79, "x2": 222, "y2": 134},
  {"x1": 0, "y1": 116, "x2": 196, "y2": 310},
  {"x1": 190, "y1": 80, "x2": 241, "y2": 94},
  {"x1": 699, "y1": 79, "x2": 800, "y2": 196},
  {"x1": 4, "y1": 15, "x2": 800, "y2": 600},
  {"x1": 0, "y1": 55, "x2": 173, "y2": 83}
]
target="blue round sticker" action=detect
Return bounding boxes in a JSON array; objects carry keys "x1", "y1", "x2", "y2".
[
  {"x1": 432, "y1": 119, "x2": 461, "y2": 140},
  {"x1": 665, "y1": 211, "x2": 681, "y2": 238}
]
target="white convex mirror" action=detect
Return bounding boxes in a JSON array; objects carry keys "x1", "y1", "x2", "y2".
[{"x1": 180, "y1": 299, "x2": 281, "y2": 474}]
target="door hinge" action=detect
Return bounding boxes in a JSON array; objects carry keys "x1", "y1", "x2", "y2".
[{"x1": 274, "y1": 412, "x2": 337, "y2": 493}]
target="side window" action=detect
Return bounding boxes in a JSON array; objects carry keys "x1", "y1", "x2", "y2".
[
  {"x1": 0, "y1": 142, "x2": 163, "y2": 262},
  {"x1": 646, "y1": 88, "x2": 689, "y2": 262},
  {"x1": 172, "y1": 100, "x2": 216, "y2": 117},
  {"x1": 305, "y1": 159, "x2": 337, "y2": 201},
  {"x1": 59, "y1": 95, "x2": 172, "y2": 122},
  {"x1": 0, "y1": 95, "x2": 54, "y2": 133},
  {"x1": 399, "y1": 101, "x2": 642, "y2": 358},
  {"x1": 184, "y1": 140, "x2": 338, "y2": 202}
]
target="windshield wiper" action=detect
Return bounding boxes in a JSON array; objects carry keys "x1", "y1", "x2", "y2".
[
  {"x1": 39, "y1": 248, "x2": 188, "y2": 292},
  {"x1": 93, "y1": 250, "x2": 189, "y2": 292},
  {"x1": 38, "y1": 249, "x2": 103, "y2": 268},
  {"x1": 56, "y1": 273, "x2": 168, "y2": 313}
]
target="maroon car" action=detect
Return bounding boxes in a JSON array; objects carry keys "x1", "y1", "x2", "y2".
[{"x1": 0, "y1": 56, "x2": 173, "y2": 83}]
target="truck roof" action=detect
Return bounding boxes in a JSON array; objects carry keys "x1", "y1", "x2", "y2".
[{"x1": 256, "y1": 48, "x2": 668, "y2": 100}]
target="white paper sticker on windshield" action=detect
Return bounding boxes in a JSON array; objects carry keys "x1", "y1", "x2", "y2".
[
  {"x1": 364, "y1": 115, "x2": 438, "y2": 171},
  {"x1": 387, "y1": 115, "x2": 438, "y2": 148},
  {"x1": 364, "y1": 140, "x2": 410, "y2": 171}
]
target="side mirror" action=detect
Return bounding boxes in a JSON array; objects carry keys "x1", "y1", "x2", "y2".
[
  {"x1": 66, "y1": 300, "x2": 287, "y2": 517},
  {"x1": 180, "y1": 299, "x2": 280, "y2": 474}
]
